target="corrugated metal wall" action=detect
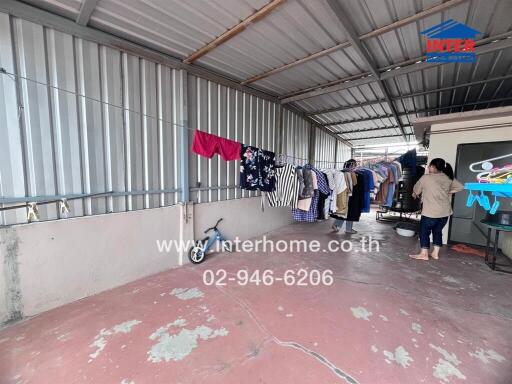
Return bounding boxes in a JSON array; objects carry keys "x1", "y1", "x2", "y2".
[
  {"x1": 314, "y1": 128, "x2": 337, "y2": 169},
  {"x1": 0, "y1": 13, "x2": 348, "y2": 225},
  {"x1": 281, "y1": 108, "x2": 310, "y2": 164},
  {"x1": 0, "y1": 14, "x2": 183, "y2": 225},
  {"x1": 187, "y1": 75, "x2": 279, "y2": 203},
  {"x1": 336, "y1": 140, "x2": 352, "y2": 166}
]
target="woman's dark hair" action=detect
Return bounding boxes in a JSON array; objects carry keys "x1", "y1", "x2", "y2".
[
  {"x1": 429, "y1": 158, "x2": 454, "y2": 180},
  {"x1": 344, "y1": 159, "x2": 357, "y2": 169}
]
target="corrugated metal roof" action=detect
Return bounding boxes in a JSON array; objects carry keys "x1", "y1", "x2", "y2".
[
  {"x1": 239, "y1": 46, "x2": 368, "y2": 95},
  {"x1": 12, "y1": 0, "x2": 512, "y2": 145}
]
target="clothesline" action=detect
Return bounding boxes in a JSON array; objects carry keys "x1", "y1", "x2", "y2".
[
  {"x1": 1, "y1": 68, "x2": 349, "y2": 168},
  {"x1": 276, "y1": 153, "x2": 348, "y2": 165},
  {"x1": 1, "y1": 69, "x2": 355, "y2": 169},
  {"x1": 1, "y1": 68, "x2": 193, "y2": 130}
]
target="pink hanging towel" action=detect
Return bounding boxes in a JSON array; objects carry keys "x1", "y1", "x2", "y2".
[{"x1": 192, "y1": 130, "x2": 241, "y2": 161}]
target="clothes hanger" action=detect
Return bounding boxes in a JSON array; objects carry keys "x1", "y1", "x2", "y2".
[
  {"x1": 469, "y1": 153, "x2": 512, "y2": 173},
  {"x1": 466, "y1": 190, "x2": 491, "y2": 210},
  {"x1": 490, "y1": 195, "x2": 500, "y2": 215}
]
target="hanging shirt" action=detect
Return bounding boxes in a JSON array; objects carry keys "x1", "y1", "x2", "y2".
[
  {"x1": 398, "y1": 149, "x2": 417, "y2": 175},
  {"x1": 324, "y1": 169, "x2": 347, "y2": 212},
  {"x1": 240, "y1": 145, "x2": 276, "y2": 192},
  {"x1": 384, "y1": 164, "x2": 399, "y2": 207},
  {"x1": 323, "y1": 169, "x2": 337, "y2": 191},
  {"x1": 192, "y1": 130, "x2": 241, "y2": 161},
  {"x1": 298, "y1": 167, "x2": 315, "y2": 199},
  {"x1": 314, "y1": 168, "x2": 330, "y2": 195},
  {"x1": 319, "y1": 172, "x2": 330, "y2": 220},
  {"x1": 360, "y1": 169, "x2": 374, "y2": 213},
  {"x1": 297, "y1": 170, "x2": 316, "y2": 212},
  {"x1": 292, "y1": 167, "x2": 328, "y2": 222},
  {"x1": 263, "y1": 164, "x2": 300, "y2": 208},
  {"x1": 345, "y1": 173, "x2": 364, "y2": 222},
  {"x1": 334, "y1": 189, "x2": 349, "y2": 217}
]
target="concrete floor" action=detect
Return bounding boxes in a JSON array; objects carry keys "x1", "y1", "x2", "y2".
[{"x1": 1, "y1": 214, "x2": 511, "y2": 384}]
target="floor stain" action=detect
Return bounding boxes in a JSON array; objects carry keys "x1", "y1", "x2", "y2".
[
  {"x1": 351, "y1": 306, "x2": 373, "y2": 321},
  {"x1": 430, "y1": 344, "x2": 466, "y2": 382},
  {"x1": 147, "y1": 318, "x2": 228, "y2": 362},
  {"x1": 89, "y1": 320, "x2": 141, "y2": 361},
  {"x1": 469, "y1": 348, "x2": 506, "y2": 364},
  {"x1": 411, "y1": 322, "x2": 423, "y2": 335},
  {"x1": 383, "y1": 346, "x2": 413, "y2": 368},
  {"x1": 170, "y1": 287, "x2": 204, "y2": 300}
]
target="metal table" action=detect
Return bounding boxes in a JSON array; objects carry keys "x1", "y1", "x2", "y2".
[{"x1": 481, "y1": 220, "x2": 512, "y2": 274}]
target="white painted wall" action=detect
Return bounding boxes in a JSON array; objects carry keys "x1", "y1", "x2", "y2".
[
  {"x1": 0, "y1": 205, "x2": 185, "y2": 321},
  {"x1": 194, "y1": 197, "x2": 292, "y2": 242},
  {"x1": 1, "y1": 197, "x2": 292, "y2": 324},
  {"x1": 427, "y1": 115, "x2": 512, "y2": 243}
]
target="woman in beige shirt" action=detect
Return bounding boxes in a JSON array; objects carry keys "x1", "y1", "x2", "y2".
[{"x1": 409, "y1": 158, "x2": 464, "y2": 261}]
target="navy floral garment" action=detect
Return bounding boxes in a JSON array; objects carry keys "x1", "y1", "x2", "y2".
[{"x1": 240, "y1": 145, "x2": 276, "y2": 192}]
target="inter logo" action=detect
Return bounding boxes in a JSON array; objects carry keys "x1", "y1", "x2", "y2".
[{"x1": 421, "y1": 19, "x2": 481, "y2": 63}]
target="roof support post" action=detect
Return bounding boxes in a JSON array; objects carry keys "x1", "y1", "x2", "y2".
[{"x1": 176, "y1": 69, "x2": 189, "y2": 203}]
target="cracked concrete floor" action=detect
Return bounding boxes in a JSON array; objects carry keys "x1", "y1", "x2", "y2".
[{"x1": 1, "y1": 214, "x2": 512, "y2": 383}]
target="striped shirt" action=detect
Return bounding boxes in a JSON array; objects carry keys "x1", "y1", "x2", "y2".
[{"x1": 264, "y1": 164, "x2": 300, "y2": 208}]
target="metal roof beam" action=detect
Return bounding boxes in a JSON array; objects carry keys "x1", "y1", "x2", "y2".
[
  {"x1": 377, "y1": 29, "x2": 512, "y2": 72},
  {"x1": 323, "y1": 114, "x2": 396, "y2": 126},
  {"x1": 183, "y1": 0, "x2": 286, "y2": 64},
  {"x1": 347, "y1": 134, "x2": 404, "y2": 141},
  {"x1": 360, "y1": 0, "x2": 467, "y2": 40},
  {"x1": 285, "y1": 31, "x2": 512, "y2": 105},
  {"x1": 326, "y1": 0, "x2": 407, "y2": 141},
  {"x1": 241, "y1": 0, "x2": 466, "y2": 85},
  {"x1": 0, "y1": 0, "x2": 279, "y2": 103},
  {"x1": 280, "y1": 72, "x2": 371, "y2": 100},
  {"x1": 406, "y1": 96, "x2": 512, "y2": 115},
  {"x1": 381, "y1": 35, "x2": 512, "y2": 80},
  {"x1": 308, "y1": 99, "x2": 387, "y2": 116},
  {"x1": 334, "y1": 125, "x2": 412, "y2": 134},
  {"x1": 396, "y1": 73, "x2": 512, "y2": 99},
  {"x1": 76, "y1": 0, "x2": 98, "y2": 26},
  {"x1": 284, "y1": 105, "x2": 353, "y2": 148},
  {"x1": 242, "y1": 42, "x2": 351, "y2": 85},
  {"x1": 310, "y1": 74, "x2": 512, "y2": 118},
  {"x1": 320, "y1": 96, "x2": 512, "y2": 128},
  {"x1": 280, "y1": 75, "x2": 374, "y2": 104}
]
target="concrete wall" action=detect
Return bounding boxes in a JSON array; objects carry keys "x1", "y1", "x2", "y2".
[
  {"x1": 1, "y1": 204, "x2": 186, "y2": 323},
  {"x1": 194, "y1": 197, "x2": 293, "y2": 242},
  {"x1": 1, "y1": 197, "x2": 292, "y2": 325},
  {"x1": 427, "y1": 115, "x2": 512, "y2": 243}
]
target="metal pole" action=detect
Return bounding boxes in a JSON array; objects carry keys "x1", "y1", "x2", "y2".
[{"x1": 178, "y1": 69, "x2": 189, "y2": 202}]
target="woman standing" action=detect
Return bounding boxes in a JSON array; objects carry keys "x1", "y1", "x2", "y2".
[{"x1": 409, "y1": 158, "x2": 464, "y2": 260}]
